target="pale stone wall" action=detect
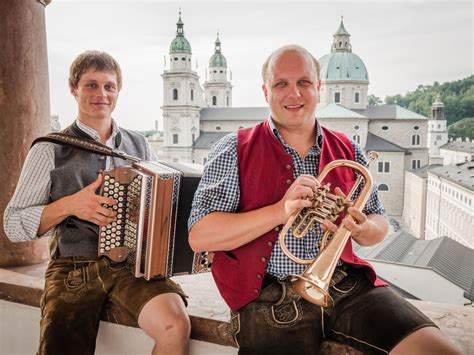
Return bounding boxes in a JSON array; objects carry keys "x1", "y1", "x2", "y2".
[
  {"x1": 402, "y1": 171, "x2": 427, "y2": 239},
  {"x1": 440, "y1": 149, "x2": 473, "y2": 165},
  {"x1": 318, "y1": 118, "x2": 369, "y2": 148},
  {"x1": 319, "y1": 82, "x2": 368, "y2": 110},
  {"x1": 368, "y1": 151, "x2": 406, "y2": 216},
  {"x1": 369, "y1": 119, "x2": 428, "y2": 150},
  {"x1": 425, "y1": 173, "x2": 473, "y2": 248}
]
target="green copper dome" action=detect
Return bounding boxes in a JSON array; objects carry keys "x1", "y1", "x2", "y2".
[
  {"x1": 209, "y1": 34, "x2": 227, "y2": 67},
  {"x1": 319, "y1": 52, "x2": 368, "y2": 82},
  {"x1": 170, "y1": 11, "x2": 192, "y2": 53},
  {"x1": 319, "y1": 18, "x2": 368, "y2": 82}
]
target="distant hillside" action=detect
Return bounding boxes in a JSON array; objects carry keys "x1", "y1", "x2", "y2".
[
  {"x1": 448, "y1": 117, "x2": 474, "y2": 140},
  {"x1": 383, "y1": 75, "x2": 474, "y2": 126}
]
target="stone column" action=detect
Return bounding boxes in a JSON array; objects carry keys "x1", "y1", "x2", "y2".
[{"x1": 0, "y1": 0, "x2": 52, "y2": 266}]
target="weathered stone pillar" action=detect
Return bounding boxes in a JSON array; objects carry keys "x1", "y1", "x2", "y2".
[{"x1": 0, "y1": 0, "x2": 52, "y2": 266}]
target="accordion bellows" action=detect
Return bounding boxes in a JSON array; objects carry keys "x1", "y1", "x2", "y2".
[{"x1": 99, "y1": 161, "x2": 210, "y2": 280}]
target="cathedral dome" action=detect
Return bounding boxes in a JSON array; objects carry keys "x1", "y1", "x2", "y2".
[
  {"x1": 208, "y1": 33, "x2": 227, "y2": 67},
  {"x1": 318, "y1": 18, "x2": 369, "y2": 83},
  {"x1": 169, "y1": 11, "x2": 192, "y2": 54},
  {"x1": 170, "y1": 37, "x2": 192, "y2": 53},
  {"x1": 319, "y1": 51, "x2": 368, "y2": 82},
  {"x1": 209, "y1": 52, "x2": 227, "y2": 67}
]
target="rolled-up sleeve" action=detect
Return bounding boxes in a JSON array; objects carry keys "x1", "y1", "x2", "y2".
[
  {"x1": 3, "y1": 143, "x2": 55, "y2": 242},
  {"x1": 188, "y1": 133, "x2": 240, "y2": 229}
]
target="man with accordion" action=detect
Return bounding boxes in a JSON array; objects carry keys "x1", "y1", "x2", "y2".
[
  {"x1": 4, "y1": 51, "x2": 190, "y2": 355},
  {"x1": 188, "y1": 45, "x2": 460, "y2": 354}
]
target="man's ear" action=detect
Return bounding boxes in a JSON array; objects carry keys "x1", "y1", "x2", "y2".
[
  {"x1": 262, "y1": 84, "x2": 269, "y2": 103},
  {"x1": 70, "y1": 87, "x2": 78, "y2": 100},
  {"x1": 317, "y1": 80, "x2": 321, "y2": 91}
]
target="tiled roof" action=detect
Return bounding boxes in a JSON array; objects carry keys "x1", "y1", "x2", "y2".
[
  {"x1": 439, "y1": 140, "x2": 474, "y2": 154},
  {"x1": 365, "y1": 132, "x2": 410, "y2": 153},
  {"x1": 354, "y1": 105, "x2": 427, "y2": 120},
  {"x1": 193, "y1": 131, "x2": 233, "y2": 149},
  {"x1": 428, "y1": 161, "x2": 474, "y2": 191},
  {"x1": 353, "y1": 232, "x2": 474, "y2": 293}
]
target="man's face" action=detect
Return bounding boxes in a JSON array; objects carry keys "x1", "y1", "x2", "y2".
[
  {"x1": 262, "y1": 51, "x2": 320, "y2": 131},
  {"x1": 71, "y1": 68, "x2": 119, "y2": 122}
]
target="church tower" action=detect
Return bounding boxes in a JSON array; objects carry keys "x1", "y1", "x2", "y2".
[
  {"x1": 427, "y1": 94, "x2": 448, "y2": 163},
  {"x1": 204, "y1": 32, "x2": 233, "y2": 107},
  {"x1": 318, "y1": 17, "x2": 369, "y2": 110},
  {"x1": 161, "y1": 11, "x2": 205, "y2": 163}
]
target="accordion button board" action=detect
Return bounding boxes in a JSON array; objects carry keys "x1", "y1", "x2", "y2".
[{"x1": 99, "y1": 161, "x2": 212, "y2": 280}]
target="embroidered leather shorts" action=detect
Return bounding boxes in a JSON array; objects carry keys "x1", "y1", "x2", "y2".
[
  {"x1": 230, "y1": 265, "x2": 436, "y2": 355},
  {"x1": 38, "y1": 256, "x2": 187, "y2": 355}
]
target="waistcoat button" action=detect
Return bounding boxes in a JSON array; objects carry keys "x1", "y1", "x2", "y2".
[
  {"x1": 286, "y1": 179, "x2": 292, "y2": 185},
  {"x1": 268, "y1": 241, "x2": 273, "y2": 247},
  {"x1": 286, "y1": 164, "x2": 291, "y2": 170},
  {"x1": 261, "y1": 256, "x2": 267, "y2": 262},
  {"x1": 254, "y1": 289, "x2": 259, "y2": 294},
  {"x1": 257, "y1": 273, "x2": 262, "y2": 279}
]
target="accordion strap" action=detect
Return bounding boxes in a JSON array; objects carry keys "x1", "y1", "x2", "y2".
[{"x1": 32, "y1": 132, "x2": 141, "y2": 162}]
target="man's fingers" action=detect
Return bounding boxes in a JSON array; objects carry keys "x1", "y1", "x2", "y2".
[
  {"x1": 87, "y1": 174, "x2": 103, "y2": 191},
  {"x1": 347, "y1": 207, "x2": 367, "y2": 224}
]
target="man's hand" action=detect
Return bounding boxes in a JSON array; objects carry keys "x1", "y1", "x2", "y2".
[
  {"x1": 66, "y1": 174, "x2": 117, "y2": 226},
  {"x1": 321, "y1": 187, "x2": 387, "y2": 246},
  {"x1": 275, "y1": 174, "x2": 320, "y2": 224}
]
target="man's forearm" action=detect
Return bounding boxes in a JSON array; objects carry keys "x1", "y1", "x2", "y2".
[
  {"x1": 189, "y1": 203, "x2": 284, "y2": 252},
  {"x1": 37, "y1": 196, "x2": 73, "y2": 236}
]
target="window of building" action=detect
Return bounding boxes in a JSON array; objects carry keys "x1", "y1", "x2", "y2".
[
  {"x1": 227, "y1": 96, "x2": 229, "y2": 106},
  {"x1": 173, "y1": 88, "x2": 178, "y2": 100},
  {"x1": 173, "y1": 134, "x2": 178, "y2": 144},
  {"x1": 354, "y1": 92, "x2": 360, "y2": 103},
  {"x1": 354, "y1": 125, "x2": 360, "y2": 131},
  {"x1": 413, "y1": 126, "x2": 419, "y2": 131},
  {"x1": 436, "y1": 135, "x2": 442, "y2": 140},
  {"x1": 192, "y1": 133, "x2": 195, "y2": 143},
  {"x1": 381, "y1": 126, "x2": 389, "y2": 131},
  {"x1": 181, "y1": 57, "x2": 186, "y2": 61},
  {"x1": 216, "y1": 126, "x2": 221, "y2": 131},
  {"x1": 212, "y1": 96, "x2": 217, "y2": 106},
  {"x1": 411, "y1": 159, "x2": 421, "y2": 170},
  {"x1": 174, "y1": 57, "x2": 178, "y2": 61},
  {"x1": 377, "y1": 161, "x2": 390, "y2": 173},
  {"x1": 334, "y1": 92, "x2": 341, "y2": 103},
  {"x1": 378, "y1": 183, "x2": 389, "y2": 191},
  {"x1": 352, "y1": 134, "x2": 360, "y2": 144},
  {"x1": 411, "y1": 134, "x2": 420, "y2": 146},
  {"x1": 191, "y1": 89, "x2": 194, "y2": 101}
]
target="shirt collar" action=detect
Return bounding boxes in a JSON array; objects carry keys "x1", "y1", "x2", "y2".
[
  {"x1": 267, "y1": 116, "x2": 323, "y2": 150},
  {"x1": 75, "y1": 118, "x2": 121, "y2": 148}
]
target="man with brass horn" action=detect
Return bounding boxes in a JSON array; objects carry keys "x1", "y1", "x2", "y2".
[{"x1": 189, "y1": 45, "x2": 460, "y2": 354}]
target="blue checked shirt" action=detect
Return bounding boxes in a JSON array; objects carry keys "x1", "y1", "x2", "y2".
[{"x1": 189, "y1": 118, "x2": 386, "y2": 278}]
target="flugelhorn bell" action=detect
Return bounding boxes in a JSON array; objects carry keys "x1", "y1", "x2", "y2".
[{"x1": 278, "y1": 157, "x2": 376, "y2": 307}]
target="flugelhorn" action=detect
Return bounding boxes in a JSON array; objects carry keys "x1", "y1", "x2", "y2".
[{"x1": 278, "y1": 152, "x2": 378, "y2": 307}]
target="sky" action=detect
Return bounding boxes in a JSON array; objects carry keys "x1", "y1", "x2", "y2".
[{"x1": 45, "y1": 0, "x2": 473, "y2": 131}]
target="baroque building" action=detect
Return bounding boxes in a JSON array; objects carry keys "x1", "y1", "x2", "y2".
[{"x1": 158, "y1": 14, "x2": 435, "y2": 216}]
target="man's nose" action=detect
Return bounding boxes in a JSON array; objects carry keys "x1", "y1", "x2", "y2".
[
  {"x1": 97, "y1": 86, "x2": 107, "y2": 96},
  {"x1": 288, "y1": 83, "x2": 302, "y2": 97}
]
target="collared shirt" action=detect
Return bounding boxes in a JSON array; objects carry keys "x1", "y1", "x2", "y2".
[
  {"x1": 189, "y1": 118, "x2": 385, "y2": 278},
  {"x1": 3, "y1": 119, "x2": 156, "y2": 242}
]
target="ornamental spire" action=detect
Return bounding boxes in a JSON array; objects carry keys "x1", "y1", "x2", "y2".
[{"x1": 331, "y1": 16, "x2": 352, "y2": 52}]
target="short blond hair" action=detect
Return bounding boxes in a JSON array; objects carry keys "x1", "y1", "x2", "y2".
[
  {"x1": 69, "y1": 50, "x2": 122, "y2": 91},
  {"x1": 262, "y1": 45, "x2": 320, "y2": 86}
]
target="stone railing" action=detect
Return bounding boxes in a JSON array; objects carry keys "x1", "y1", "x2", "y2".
[{"x1": 0, "y1": 262, "x2": 472, "y2": 354}]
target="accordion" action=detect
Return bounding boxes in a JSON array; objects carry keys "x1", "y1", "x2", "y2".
[{"x1": 98, "y1": 161, "x2": 211, "y2": 280}]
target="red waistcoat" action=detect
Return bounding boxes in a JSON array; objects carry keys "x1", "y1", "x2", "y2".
[{"x1": 211, "y1": 121, "x2": 386, "y2": 311}]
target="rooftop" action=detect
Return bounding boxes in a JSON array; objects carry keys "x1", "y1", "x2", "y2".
[{"x1": 428, "y1": 161, "x2": 474, "y2": 191}]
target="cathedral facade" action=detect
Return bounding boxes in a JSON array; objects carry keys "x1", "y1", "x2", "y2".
[{"x1": 157, "y1": 13, "x2": 448, "y2": 216}]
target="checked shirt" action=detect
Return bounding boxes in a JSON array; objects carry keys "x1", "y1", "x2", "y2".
[{"x1": 189, "y1": 119, "x2": 385, "y2": 278}]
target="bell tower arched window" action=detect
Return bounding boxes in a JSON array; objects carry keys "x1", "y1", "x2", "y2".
[
  {"x1": 173, "y1": 88, "x2": 178, "y2": 100},
  {"x1": 212, "y1": 96, "x2": 217, "y2": 106}
]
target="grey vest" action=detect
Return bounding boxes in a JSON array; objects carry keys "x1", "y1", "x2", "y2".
[{"x1": 50, "y1": 123, "x2": 148, "y2": 256}]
